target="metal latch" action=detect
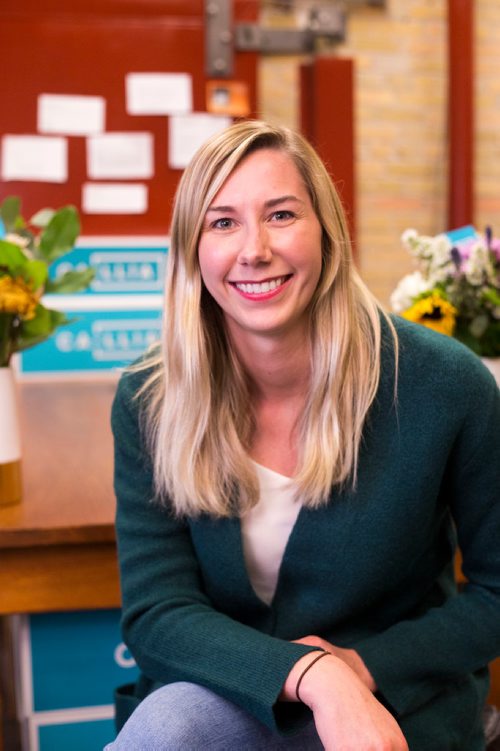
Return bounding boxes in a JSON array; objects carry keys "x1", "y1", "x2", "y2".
[{"x1": 205, "y1": 1, "x2": 346, "y2": 78}]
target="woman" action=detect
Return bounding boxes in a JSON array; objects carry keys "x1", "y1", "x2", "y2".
[{"x1": 106, "y1": 120, "x2": 500, "y2": 750}]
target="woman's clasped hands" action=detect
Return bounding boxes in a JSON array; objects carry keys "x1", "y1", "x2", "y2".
[{"x1": 282, "y1": 636, "x2": 409, "y2": 751}]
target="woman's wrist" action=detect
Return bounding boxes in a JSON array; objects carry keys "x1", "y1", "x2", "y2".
[
  {"x1": 295, "y1": 650, "x2": 331, "y2": 701},
  {"x1": 280, "y1": 650, "x2": 337, "y2": 703}
]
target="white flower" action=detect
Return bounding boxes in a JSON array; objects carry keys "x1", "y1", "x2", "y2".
[
  {"x1": 5, "y1": 232, "x2": 29, "y2": 249},
  {"x1": 464, "y1": 242, "x2": 492, "y2": 286},
  {"x1": 390, "y1": 271, "x2": 433, "y2": 313},
  {"x1": 429, "y1": 234, "x2": 453, "y2": 267},
  {"x1": 401, "y1": 228, "x2": 419, "y2": 249}
]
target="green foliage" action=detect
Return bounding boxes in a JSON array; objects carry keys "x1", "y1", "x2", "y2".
[
  {"x1": 38, "y1": 206, "x2": 81, "y2": 262},
  {"x1": 16, "y1": 305, "x2": 71, "y2": 352},
  {"x1": 0, "y1": 196, "x2": 22, "y2": 233},
  {"x1": 0, "y1": 196, "x2": 94, "y2": 366},
  {"x1": 45, "y1": 267, "x2": 95, "y2": 294}
]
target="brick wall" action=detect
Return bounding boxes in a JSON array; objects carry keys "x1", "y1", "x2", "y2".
[{"x1": 259, "y1": 0, "x2": 498, "y2": 307}]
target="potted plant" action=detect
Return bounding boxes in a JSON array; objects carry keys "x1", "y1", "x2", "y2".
[
  {"x1": 0, "y1": 196, "x2": 94, "y2": 505},
  {"x1": 391, "y1": 225, "x2": 500, "y2": 384}
]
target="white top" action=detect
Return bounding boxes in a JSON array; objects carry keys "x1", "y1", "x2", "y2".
[{"x1": 240, "y1": 461, "x2": 302, "y2": 605}]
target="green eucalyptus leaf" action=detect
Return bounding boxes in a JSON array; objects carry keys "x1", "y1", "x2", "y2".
[
  {"x1": 38, "y1": 206, "x2": 80, "y2": 262},
  {"x1": 483, "y1": 287, "x2": 500, "y2": 307},
  {"x1": 23, "y1": 260, "x2": 48, "y2": 291},
  {"x1": 468, "y1": 314, "x2": 489, "y2": 338},
  {"x1": 16, "y1": 304, "x2": 70, "y2": 351},
  {"x1": 29, "y1": 208, "x2": 56, "y2": 228},
  {"x1": 0, "y1": 239, "x2": 29, "y2": 274},
  {"x1": 0, "y1": 196, "x2": 21, "y2": 232},
  {"x1": 45, "y1": 267, "x2": 95, "y2": 294}
]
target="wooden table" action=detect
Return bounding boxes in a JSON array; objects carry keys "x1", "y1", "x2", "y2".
[
  {"x1": 0, "y1": 378, "x2": 121, "y2": 750},
  {"x1": 0, "y1": 378, "x2": 120, "y2": 614}
]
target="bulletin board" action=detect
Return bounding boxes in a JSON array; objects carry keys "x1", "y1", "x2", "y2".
[{"x1": 0, "y1": 0, "x2": 258, "y2": 235}]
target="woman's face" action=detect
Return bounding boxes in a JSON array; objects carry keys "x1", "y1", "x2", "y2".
[{"x1": 198, "y1": 148, "x2": 323, "y2": 344}]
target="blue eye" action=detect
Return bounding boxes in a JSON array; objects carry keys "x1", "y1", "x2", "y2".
[
  {"x1": 211, "y1": 217, "x2": 234, "y2": 230},
  {"x1": 271, "y1": 210, "x2": 295, "y2": 222}
]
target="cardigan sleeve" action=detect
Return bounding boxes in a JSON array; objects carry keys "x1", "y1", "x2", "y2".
[
  {"x1": 111, "y1": 370, "x2": 316, "y2": 734},
  {"x1": 355, "y1": 357, "x2": 500, "y2": 717}
]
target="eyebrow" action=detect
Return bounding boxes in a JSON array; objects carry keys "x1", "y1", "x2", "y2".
[{"x1": 206, "y1": 195, "x2": 304, "y2": 213}]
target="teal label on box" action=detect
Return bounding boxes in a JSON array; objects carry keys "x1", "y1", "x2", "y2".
[
  {"x1": 20, "y1": 307, "x2": 162, "y2": 373},
  {"x1": 30, "y1": 610, "x2": 139, "y2": 712},
  {"x1": 50, "y1": 243, "x2": 169, "y2": 295}
]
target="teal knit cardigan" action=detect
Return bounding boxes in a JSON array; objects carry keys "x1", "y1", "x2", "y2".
[{"x1": 111, "y1": 317, "x2": 500, "y2": 750}]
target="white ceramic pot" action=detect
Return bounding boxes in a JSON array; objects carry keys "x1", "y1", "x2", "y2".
[
  {"x1": 481, "y1": 357, "x2": 500, "y2": 388},
  {"x1": 0, "y1": 366, "x2": 22, "y2": 506}
]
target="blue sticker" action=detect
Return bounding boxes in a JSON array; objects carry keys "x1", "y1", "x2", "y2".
[
  {"x1": 50, "y1": 245, "x2": 169, "y2": 295},
  {"x1": 445, "y1": 225, "x2": 477, "y2": 245},
  {"x1": 20, "y1": 307, "x2": 162, "y2": 374}
]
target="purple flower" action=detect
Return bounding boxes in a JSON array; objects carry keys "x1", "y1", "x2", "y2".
[
  {"x1": 451, "y1": 246, "x2": 461, "y2": 269},
  {"x1": 489, "y1": 237, "x2": 500, "y2": 260}
]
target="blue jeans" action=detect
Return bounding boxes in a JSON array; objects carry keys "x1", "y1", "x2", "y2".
[{"x1": 104, "y1": 681, "x2": 324, "y2": 750}]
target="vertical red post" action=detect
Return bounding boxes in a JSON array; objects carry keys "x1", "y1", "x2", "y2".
[
  {"x1": 447, "y1": 0, "x2": 474, "y2": 229},
  {"x1": 300, "y1": 57, "x2": 356, "y2": 250}
]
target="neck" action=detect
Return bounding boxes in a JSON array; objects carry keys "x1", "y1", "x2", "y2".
[{"x1": 228, "y1": 326, "x2": 312, "y2": 403}]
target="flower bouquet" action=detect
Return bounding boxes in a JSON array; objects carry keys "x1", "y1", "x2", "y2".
[
  {"x1": 0, "y1": 195, "x2": 94, "y2": 367},
  {"x1": 391, "y1": 226, "x2": 500, "y2": 358}
]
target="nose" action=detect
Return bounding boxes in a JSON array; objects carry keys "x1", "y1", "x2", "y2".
[{"x1": 237, "y1": 223, "x2": 272, "y2": 265}]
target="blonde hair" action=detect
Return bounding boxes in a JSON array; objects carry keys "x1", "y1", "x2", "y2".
[{"x1": 135, "y1": 120, "x2": 396, "y2": 517}]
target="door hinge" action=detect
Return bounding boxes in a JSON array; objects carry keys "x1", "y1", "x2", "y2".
[{"x1": 205, "y1": 1, "x2": 346, "y2": 78}]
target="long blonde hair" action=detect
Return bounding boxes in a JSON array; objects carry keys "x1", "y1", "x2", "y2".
[{"x1": 136, "y1": 120, "x2": 396, "y2": 517}]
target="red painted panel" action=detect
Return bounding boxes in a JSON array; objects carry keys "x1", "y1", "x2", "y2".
[
  {"x1": 299, "y1": 62, "x2": 315, "y2": 144},
  {"x1": 447, "y1": 0, "x2": 474, "y2": 228},
  {"x1": 0, "y1": 1, "x2": 258, "y2": 234},
  {"x1": 299, "y1": 57, "x2": 356, "y2": 246}
]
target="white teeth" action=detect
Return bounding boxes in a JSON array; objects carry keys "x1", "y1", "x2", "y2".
[{"x1": 235, "y1": 276, "x2": 285, "y2": 294}]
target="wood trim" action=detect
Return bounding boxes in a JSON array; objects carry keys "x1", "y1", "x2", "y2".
[{"x1": 0, "y1": 544, "x2": 120, "y2": 615}]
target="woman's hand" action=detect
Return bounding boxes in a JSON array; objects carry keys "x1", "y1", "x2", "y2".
[
  {"x1": 293, "y1": 634, "x2": 377, "y2": 691},
  {"x1": 281, "y1": 651, "x2": 408, "y2": 751}
]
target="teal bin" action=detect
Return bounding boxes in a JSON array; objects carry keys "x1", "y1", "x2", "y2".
[
  {"x1": 37, "y1": 718, "x2": 116, "y2": 751},
  {"x1": 15, "y1": 609, "x2": 139, "y2": 751},
  {"x1": 29, "y1": 609, "x2": 138, "y2": 711}
]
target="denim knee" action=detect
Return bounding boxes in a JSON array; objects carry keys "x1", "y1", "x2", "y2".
[{"x1": 106, "y1": 682, "x2": 238, "y2": 751}]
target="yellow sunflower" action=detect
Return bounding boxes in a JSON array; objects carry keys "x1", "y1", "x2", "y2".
[
  {"x1": 0, "y1": 275, "x2": 38, "y2": 320},
  {"x1": 402, "y1": 293, "x2": 457, "y2": 337}
]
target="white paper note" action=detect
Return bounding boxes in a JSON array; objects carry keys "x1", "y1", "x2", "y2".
[
  {"x1": 126, "y1": 72, "x2": 193, "y2": 115},
  {"x1": 168, "y1": 114, "x2": 232, "y2": 169},
  {"x1": 82, "y1": 183, "x2": 148, "y2": 214},
  {"x1": 87, "y1": 132, "x2": 154, "y2": 179},
  {"x1": 1, "y1": 135, "x2": 68, "y2": 182},
  {"x1": 38, "y1": 94, "x2": 106, "y2": 135}
]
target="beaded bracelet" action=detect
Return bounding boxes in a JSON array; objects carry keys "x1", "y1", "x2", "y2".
[{"x1": 295, "y1": 650, "x2": 332, "y2": 702}]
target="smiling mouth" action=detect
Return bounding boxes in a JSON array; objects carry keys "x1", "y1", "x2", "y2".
[{"x1": 230, "y1": 275, "x2": 292, "y2": 295}]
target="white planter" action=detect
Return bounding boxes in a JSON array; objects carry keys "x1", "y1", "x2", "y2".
[
  {"x1": 0, "y1": 366, "x2": 22, "y2": 506},
  {"x1": 481, "y1": 358, "x2": 500, "y2": 388}
]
